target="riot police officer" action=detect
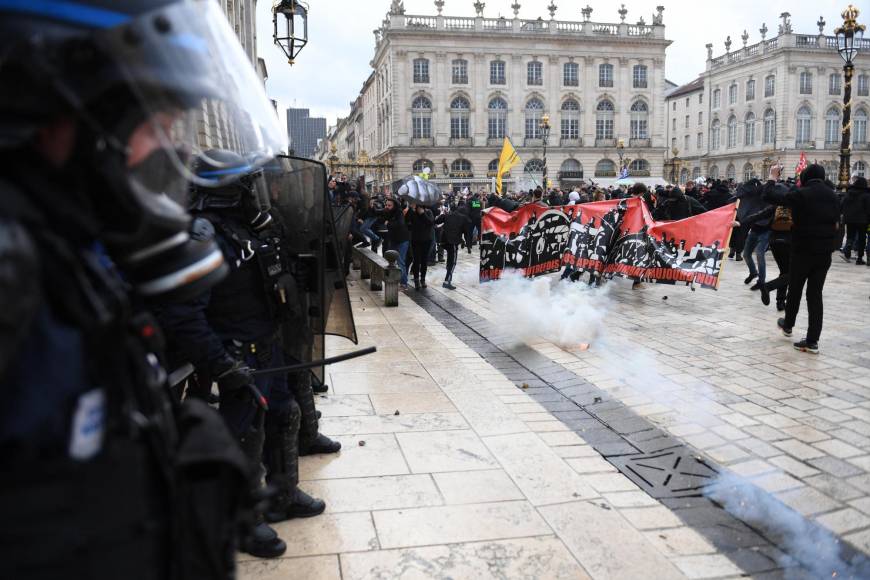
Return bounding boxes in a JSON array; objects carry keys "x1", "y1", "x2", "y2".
[
  {"x1": 158, "y1": 150, "x2": 339, "y2": 558},
  {"x1": 0, "y1": 0, "x2": 287, "y2": 577}
]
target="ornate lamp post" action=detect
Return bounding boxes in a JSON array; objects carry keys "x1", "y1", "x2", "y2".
[
  {"x1": 273, "y1": 0, "x2": 309, "y2": 65},
  {"x1": 540, "y1": 113, "x2": 551, "y2": 188},
  {"x1": 835, "y1": 5, "x2": 865, "y2": 190}
]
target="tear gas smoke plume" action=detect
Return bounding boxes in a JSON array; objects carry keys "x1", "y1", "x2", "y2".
[
  {"x1": 706, "y1": 473, "x2": 870, "y2": 579},
  {"x1": 479, "y1": 271, "x2": 611, "y2": 348}
]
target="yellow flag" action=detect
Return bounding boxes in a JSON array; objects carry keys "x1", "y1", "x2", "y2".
[{"x1": 496, "y1": 137, "x2": 521, "y2": 194}]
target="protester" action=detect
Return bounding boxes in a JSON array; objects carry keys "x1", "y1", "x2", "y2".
[
  {"x1": 435, "y1": 203, "x2": 471, "y2": 290},
  {"x1": 407, "y1": 204, "x2": 435, "y2": 290},
  {"x1": 736, "y1": 180, "x2": 772, "y2": 290},
  {"x1": 378, "y1": 198, "x2": 410, "y2": 289},
  {"x1": 763, "y1": 164, "x2": 840, "y2": 354},
  {"x1": 840, "y1": 176, "x2": 869, "y2": 265}
]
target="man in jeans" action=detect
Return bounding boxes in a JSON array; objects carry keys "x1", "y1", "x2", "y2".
[{"x1": 763, "y1": 164, "x2": 840, "y2": 354}]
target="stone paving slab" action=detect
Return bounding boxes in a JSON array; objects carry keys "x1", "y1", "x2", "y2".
[{"x1": 241, "y1": 249, "x2": 870, "y2": 579}]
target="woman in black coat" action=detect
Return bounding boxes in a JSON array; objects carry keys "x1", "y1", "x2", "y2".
[
  {"x1": 435, "y1": 205, "x2": 471, "y2": 289},
  {"x1": 840, "y1": 176, "x2": 869, "y2": 264}
]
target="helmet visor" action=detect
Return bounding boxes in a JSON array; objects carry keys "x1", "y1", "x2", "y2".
[{"x1": 96, "y1": 0, "x2": 287, "y2": 189}]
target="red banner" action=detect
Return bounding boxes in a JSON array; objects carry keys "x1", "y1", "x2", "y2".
[{"x1": 480, "y1": 198, "x2": 738, "y2": 290}]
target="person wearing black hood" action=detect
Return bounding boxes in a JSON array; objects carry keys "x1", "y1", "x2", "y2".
[
  {"x1": 840, "y1": 176, "x2": 870, "y2": 265},
  {"x1": 654, "y1": 186, "x2": 706, "y2": 220},
  {"x1": 704, "y1": 180, "x2": 734, "y2": 210},
  {"x1": 763, "y1": 163, "x2": 840, "y2": 354},
  {"x1": 735, "y1": 179, "x2": 772, "y2": 289}
]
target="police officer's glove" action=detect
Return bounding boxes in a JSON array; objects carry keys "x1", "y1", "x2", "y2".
[{"x1": 214, "y1": 357, "x2": 255, "y2": 392}]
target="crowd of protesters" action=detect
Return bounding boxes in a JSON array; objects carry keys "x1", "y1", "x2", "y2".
[{"x1": 332, "y1": 164, "x2": 867, "y2": 355}]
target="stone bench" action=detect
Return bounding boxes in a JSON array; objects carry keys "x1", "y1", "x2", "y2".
[{"x1": 351, "y1": 247, "x2": 401, "y2": 306}]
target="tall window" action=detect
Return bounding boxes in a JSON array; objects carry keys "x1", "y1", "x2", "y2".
[
  {"x1": 855, "y1": 108, "x2": 868, "y2": 144},
  {"x1": 595, "y1": 159, "x2": 616, "y2": 177},
  {"x1": 633, "y1": 65, "x2": 648, "y2": 88},
  {"x1": 524, "y1": 98, "x2": 544, "y2": 139},
  {"x1": 825, "y1": 106, "x2": 840, "y2": 143},
  {"x1": 451, "y1": 159, "x2": 472, "y2": 175},
  {"x1": 728, "y1": 83, "x2": 738, "y2": 105},
  {"x1": 563, "y1": 62, "x2": 579, "y2": 86},
  {"x1": 684, "y1": 135, "x2": 690, "y2": 151},
  {"x1": 685, "y1": 115, "x2": 690, "y2": 128},
  {"x1": 710, "y1": 165, "x2": 719, "y2": 179},
  {"x1": 699, "y1": 93, "x2": 703, "y2": 104},
  {"x1": 796, "y1": 106, "x2": 812, "y2": 143},
  {"x1": 488, "y1": 159, "x2": 500, "y2": 173},
  {"x1": 452, "y1": 59, "x2": 468, "y2": 84},
  {"x1": 711, "y1": 119, "x2": 721, "y2": 149},
  {"x1": 490, "y1": 60, "x2": 506, "y2": 85},
  {"x1": 743, "y1": 163, "x2": 755, "y2": 182},
  {"x1": 527, "y1": 61, "x2": 543, "y2": 85},
  {"x1": 762, "y1": 109, "x2": 775, "y2": 144},
  {"x1": 746, "y1": 79, "x2": 755, "y2": 101},
  {"x1": 630, "y1": 100, "x2": 648, "y2": 139},
  {"x1": 412, "y1": 159, "x2": 433, "y2": 174},
  {"x1": 744, "y1": 112, "x2": 756, "y2": 146},
  {"x1": 799, "y1": 72, "x2": 813, "y2": 95},
  {"x1": 693, "y1": 167, "x2": 702, "y2": 180},
  {"x1": 561, "y1": 99, "x2": 580, "y2": 140},
  {"x1": 596, "y1": 100, "x2": 615, "y2": 140},
  {"x1": 698, "y1": 112, "x2": 703, "y2": 125},
  {"x1": 829, "y1": 73, "x2": 841, "y2": 95},
  {"x1": 629, "y1": 159, "x2": 650, "y2": 176},
  {"x1": 697, "y1": 133, "x2": 703, "y2": 149},
  {"x1": 855, "y1": 160, "x2": 867, "y2": 177},
  {"x1": 525, "y1": 159, "x2": 545, "y2": 173},
  {"x1": 764, "y1": 75, "x2": 775, "y2": 97},
  {"x1": 411, "y1": 96, "x2": 432, "y2": 139},
  {"x1": 726, "y1": 164, "x2": 736, "y2": 181},
  {"x1": 859, "y1": 74, "x2": 870, "y2": 96},
  {"x1": 727, "y1": 115, "x2": 737, "y2": 148},
  {"x1": 713, "y1": 88, "x2": 721, "y2": 108},
  {"x1": 413, "y1": 58, "x2": 429, "y2": 83},
  {"x1": 599, "y1": 64, "x2": 613, "y2": 88},
  {"x1": 487, "y1": 97, "x2": 507, "y2": 140},
  {"x1": 450, "y1": 96, "x2": 470, "y2": 139}
]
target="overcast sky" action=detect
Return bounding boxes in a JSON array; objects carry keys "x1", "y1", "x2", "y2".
[{"x1": 255, "y1": 0, "x2": 852, "y2": 130}]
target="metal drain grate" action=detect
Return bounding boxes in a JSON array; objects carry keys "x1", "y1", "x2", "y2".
[{"x1": 609, "y1": 448, "x2": 720, "y2": 499}]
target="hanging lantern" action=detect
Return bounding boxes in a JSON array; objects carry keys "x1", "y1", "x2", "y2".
[{"x1": 273, "y1": 0, "x2": 309, "y2": 65}]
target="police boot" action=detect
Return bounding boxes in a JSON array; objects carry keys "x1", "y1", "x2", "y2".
[
  {"x1": 263, "y1": 405, "x2": 326, "y2": 522},
  {"x1": 292, "y1": 375, "x2": 341, "y2": 456},
  {"x1": 237, "y1": 415, "x2": 287, "y2": 559}
]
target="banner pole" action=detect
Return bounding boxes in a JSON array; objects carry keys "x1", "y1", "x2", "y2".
[{"x1": 714, "y1": 199, "x2": 740, "y2": 290}]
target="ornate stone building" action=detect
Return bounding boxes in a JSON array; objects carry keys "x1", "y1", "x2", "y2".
[
  {"x1": 198, "y1": 0, "x2": 269, "y2": 151},
  {"x1": 666, "y1": 12, "x2": 870, "y2": 185},
  {"x1": 328, "y1": 1, "x2": 673, "y2": 191}
]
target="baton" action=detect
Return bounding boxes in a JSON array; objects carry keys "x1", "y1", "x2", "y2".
[{"x1": 250, "y1": 346, "x2": 377, "y2": 378}]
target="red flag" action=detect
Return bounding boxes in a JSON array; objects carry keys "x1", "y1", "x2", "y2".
[{"x1": 795, "y1": 152, "x2": 807, "y2": 186}]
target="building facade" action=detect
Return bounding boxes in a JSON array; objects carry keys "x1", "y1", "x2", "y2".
[
  {"x1": 329, "y1": 1, "x2": 673, "y2": 191},
  {"x1": 198, "y1": 0, "x2": 268, "y2": 151},
  {"x1": 287, "y1": 107, "x2": 327, "y2": 158},
  {"x1": 666, "y1": 12, "x2": 870, "y2": 185}
]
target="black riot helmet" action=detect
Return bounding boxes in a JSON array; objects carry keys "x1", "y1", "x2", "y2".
[
  {"x1": 190, "y1": 149, "x2": 273, "y2": 231},
  {"x1": 0, "y1": 0, "x2": 287, "y2": 301}
]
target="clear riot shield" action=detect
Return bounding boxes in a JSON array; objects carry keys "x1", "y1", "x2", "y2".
[{"x1": 263, "y1": 155, "x2": 358, "y2": 385}]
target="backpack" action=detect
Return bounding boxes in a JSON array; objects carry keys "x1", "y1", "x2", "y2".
[{"x1": 770, "y1": 206, "x2": 793, "y2": 232}]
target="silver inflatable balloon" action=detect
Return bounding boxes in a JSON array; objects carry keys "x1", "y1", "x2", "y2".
[{"x1": 397, "y1": 175, "x2": 442, "y2": 207}]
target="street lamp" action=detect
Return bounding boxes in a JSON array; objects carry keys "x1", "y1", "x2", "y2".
[
  {"x1": 273, "y1": 0, "x2": 309, "y2": 65},
  {"x1": 540, "y1": 113, "x2": 551, "y2": 189},
  {"x1": 670, "y1": 145, "x2": 680, "y2": 184},
  {"x1": 835, "y1": 5, "x2": 865, "y2": 190}
]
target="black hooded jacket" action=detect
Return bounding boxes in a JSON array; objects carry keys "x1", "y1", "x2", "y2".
[
  {"x1": 841, "y1": 178, "x2": 870, "y2": 224},
  {"x1": 763, "y1": 178, "x2": 840, "y2": 254}
]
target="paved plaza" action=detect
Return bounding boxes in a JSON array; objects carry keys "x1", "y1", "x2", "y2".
[{"x1": 240, "y1": 251, "x2": 870, "y2": 580}]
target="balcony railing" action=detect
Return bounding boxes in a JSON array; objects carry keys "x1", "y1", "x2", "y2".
[
  {"x1": 487, "y1": 138, "x2": 506, "y2": 146},
  {"x1": 558, "y1": 171, "x2": 585, "y2": 179},
  {"x1": 629, "y1": 169, "x2": 651, "y2": 177},
  {"x1": 413, "y1": 75, "x2": 429, "y2": 84},
  {"x1": 449, "y1": 171, "x2": 474, "y2": 178},
  {"x1": 452, "y1": 76, "x2": 468, "y2": 85},
  {"x1": 560, "y1": 138, "x2": 582, "y2": 147},
  {"x1": 594, "y1": 170, "x2": 617, "y2": 177},
  {"x1": 824, "y1": 141, "x2": 839, "y2": 150},
  {"x1": 595, "y1": 138, "x2": 616, "y2": 147},
  {"x1": 524, "y1": 138, "x2": 544, "y2": 147},
  {"x1": 410, "y1": 137, "x2": 434, "y2": 147},
  {"x1": 629, "y1": 138, "x2": 651, "y2": 147},
  {"x1": 854, "y1": 142, "x2": 869, "y2": 150},
  {"x1": 449, "y1": 137, "x2": 472, "y2": 147},
  {"x1": 490, "y1": 76, "x2": 506, "y2": 85}
]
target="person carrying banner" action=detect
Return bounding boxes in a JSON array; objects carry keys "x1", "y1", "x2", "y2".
[{"x1": 763, "y1": 163, "x2": 840, "y2": 354}]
